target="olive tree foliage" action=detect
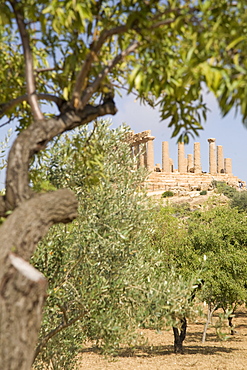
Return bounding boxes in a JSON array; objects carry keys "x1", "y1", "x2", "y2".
[
  {"x1": 31, "y1": 122, "x2": 199, "y2": 368},
  {"x1": 1, "y1": 0, "x2": 247, "y2": 368},
  {"x1": 152, "y1": 203, "x2": 247, "y2": 343},
  {"x1": 187, "y1": 206, "x2": 247, "y2": 309},
  {"x1": 187, "y1": 206, "x2": 247, "y2": 341}
]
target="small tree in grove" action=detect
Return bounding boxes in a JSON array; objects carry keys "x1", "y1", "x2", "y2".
[
  {"x1": 187, "y1": 206, "x2": 247, "y2": 340},
  {"x1": 151, "y1": 203, "x2": 247, "y2": 344}
]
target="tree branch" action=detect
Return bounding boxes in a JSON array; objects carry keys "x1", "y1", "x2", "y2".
[
  {"x1": 0, "y1": 195, "x2": 6, "y2": 218},
  {"x1": 72, "y1": 25, "x2": 128, "y2": 107},
  {"x1": 33, "y1": 311, "x2": 85, "y2": 363},
  {"x1": 58, "y1": 304, "x2": 69, "y2": 324},
  {"x1": 0, "y1": 94, "x2": 66, "y2": 118},
  {"x1": 0, "y1": 189, "x2": 78, "y2": 262},
  {"x1": 5, "y1": 100, "x2": 117, "y2": 211},
  {"x1": 78, "y1": 41, "x2": 139, "y2": 110},
  {"x1": 10, "y1": 0, "x2": 44, "y2": 121},
  {"x1": 72, "y1": 8, "x2": 185, "y2": 109},
  {"x1": 151, "y1": 18, "x2": 178, "y2": 29},
  {"x1": 35, "y1": 67, "x2": 61, "y2": 73}
]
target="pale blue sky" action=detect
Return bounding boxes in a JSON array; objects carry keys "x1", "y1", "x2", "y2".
[{"x1": 0, "y1": 91, "x2": 247, "y2": 189}]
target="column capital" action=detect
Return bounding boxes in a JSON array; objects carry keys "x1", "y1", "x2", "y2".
[
  {"x1": 144, "y1": 136, "x2": 155, "y2": 142},
  {"x1": 208, "y1": 138, "x2": 216, "y2": 143}
]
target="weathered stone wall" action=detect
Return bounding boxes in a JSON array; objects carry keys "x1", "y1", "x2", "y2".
[{"x1": 146, "y1": 172, "x2": 243, "y2": 193}]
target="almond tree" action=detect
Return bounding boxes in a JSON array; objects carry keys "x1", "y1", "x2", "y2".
[{"x1": 1, "y1": 1, "x2": 247, "y2": 368}]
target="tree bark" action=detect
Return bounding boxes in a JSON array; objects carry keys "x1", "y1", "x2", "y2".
[
  {"x1": 202, "y1": 303, "x2": 218, "y2": 343},
  {"x1": 228, "y1": 315, "x2": 237, "y2": 335},
  {"x1": 172, "y1": 317, "x2": 187, "y2": 354},
  {"x1": 0, "y1": 254, "x2": 47, "y2": 370},
  {"x1": 0, "y1": 189, "x2": 78, "y2": 369}
]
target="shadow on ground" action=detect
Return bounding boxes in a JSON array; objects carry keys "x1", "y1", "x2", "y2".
[{"x1": 80, "y1": 341, "x2": 238, "y2": 359}]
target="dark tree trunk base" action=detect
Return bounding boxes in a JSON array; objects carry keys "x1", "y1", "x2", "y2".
[
  {"x1": 228, "y1": 316, "x2": 237, "y2": 335},
  {"x1": 173, "y1": 317, "x2": 187, "y2": 354}
]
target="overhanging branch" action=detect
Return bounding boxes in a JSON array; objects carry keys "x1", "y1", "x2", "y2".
[
  {"x1": 72, "y1": 25, "x2": 128, "y2": 107},
  {"x1": 5, "y1": 100, "x2": 117, "y2": 211},
  {"x1": 72, "y1": 6, "x2": 186, "y2": 109},
  {"x1": 78, "y1": 41, "x2": 139, "y2": 110},
  {"x1": 0, "y1": 94, "x2": 66, "y2": 118}
]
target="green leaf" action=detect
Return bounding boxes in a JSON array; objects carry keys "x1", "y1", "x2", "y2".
[{"x1": 226, "y1": 36, "x2": 247, "y2": 51}]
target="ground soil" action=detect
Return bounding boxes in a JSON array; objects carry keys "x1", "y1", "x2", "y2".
[{"x1": 78, "y1": 306, "x2": 247, "y2": 370}]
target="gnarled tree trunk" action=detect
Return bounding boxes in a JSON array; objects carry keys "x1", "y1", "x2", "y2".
[
  {"x1": 0, "y1": 190, "x2": 78, "y2": 368},
  {"x1": 0, "y1": 101, "x2": 117, "y2": 369}
]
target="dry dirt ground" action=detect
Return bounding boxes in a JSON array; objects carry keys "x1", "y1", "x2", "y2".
[
  {"x1": 78, "y1": 306, "x2": 247, "y2": 370},
  {"x1": 148, "y1": 189, "x2": 229, "y2": 210}
]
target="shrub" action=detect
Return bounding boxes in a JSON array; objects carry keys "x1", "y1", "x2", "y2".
[
  {"x1": 230, "y1": 191, "x2": 247, "y2": 212},
  {"x1": 162, "y1": 190, "x2": 174, "y2": 198},
  {"x1": 215, "y1": 181, "x2": 237, "y2": 199},
  {"x1": 200, "y1": 190, "x2": 207, "y2": 196}
]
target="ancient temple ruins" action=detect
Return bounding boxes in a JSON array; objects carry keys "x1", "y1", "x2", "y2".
[{"x1": 127, "y1": 130, "x2": 245, "y2": 192}]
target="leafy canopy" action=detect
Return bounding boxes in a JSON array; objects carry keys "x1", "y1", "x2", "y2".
[
  {"x1": 152, "y1": 203, "x2": 247, "y2": 312},
  {"x1": 2, "y1": 1, "x2": 247, "y2": 141}
]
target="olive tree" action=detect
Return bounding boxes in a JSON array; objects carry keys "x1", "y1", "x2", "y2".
[
  {"x1": 151, "y1": 203, "x2": 247, "y2": 345},
  {"x1": 31, "y1": 122, "x2": 199, "y2": 367}
]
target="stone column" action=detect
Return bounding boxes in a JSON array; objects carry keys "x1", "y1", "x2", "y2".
[
  {"x1": 133, "y1": 143, "x2": 139, "y2": 169},
  {"x1": 187, "y1": 154, "x2": 193, "y2": 172},
  {"x1": 208, "y1": 138, "x2": 217, "y2": 175},
  {"x1": 217, "y1": 145, "x2": 224, "y2": 173},
  {"x1": 143, "y1": 143, "x2": 148, "y2": 168},
  {"x1": 194, "y1": 142, "x2": 201, "y2": 174},
  {"x1": 139, "y1": 145, "x2": 145, "y2": 168},
  {"x1": 146, "y1": 137, "x2": 155, "y2": 171},
  {"x1": 178, "y1": 142, "x2": 186, "y2": 173},
  {"x1": 224, "y1": 158, "x2": 232, "y2": 174},
  {"x1": 162, "y1": 141, "x2": 170, "y2": 172}
]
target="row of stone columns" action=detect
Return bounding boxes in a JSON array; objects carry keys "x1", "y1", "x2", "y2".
[
  {"x1": 161, "y1": 139, "x2": 232, "y2": 174},
  {"x1": 130, "y1": 131, "x2": 232, "y2": 175},
  {"x1": 163, "y1": 141, "x2": 202, "y2": 174},
  {"x1": 208, "y1": 138, "x2": 232, "y2": 175}
]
